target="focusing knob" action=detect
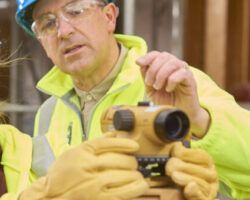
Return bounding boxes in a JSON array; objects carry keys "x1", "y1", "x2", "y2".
[{"x1": 113, "y1": 110, "x2": 135, "y2": 131}]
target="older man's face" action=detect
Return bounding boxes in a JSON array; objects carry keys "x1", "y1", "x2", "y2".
[{"x1": 33, "y1": 0, "x2": 117, "y2": 77}]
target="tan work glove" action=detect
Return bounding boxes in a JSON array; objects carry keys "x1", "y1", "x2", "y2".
[
  {"x1": 166, "y1": 142, "x2": 218, "y2": 200},
  {"x1": 19, "y1": 133, "x2": 149, "y2": 200}
]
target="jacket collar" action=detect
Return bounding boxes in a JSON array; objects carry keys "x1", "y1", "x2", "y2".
[{"x1": 36, "y1": 34, "x2": 148, "y2": 98}]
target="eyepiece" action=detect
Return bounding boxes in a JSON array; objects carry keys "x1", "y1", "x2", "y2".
[{"x1": 154, "y1": 110, "x2": 190, "y2": 141}]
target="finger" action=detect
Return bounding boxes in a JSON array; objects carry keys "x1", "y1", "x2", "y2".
[
  {"x1": 103, "y1": 179, "x2": 149, "y2": 200},
  {"x1": 210, "y1": 182, "x2": 219, "y2": 199},
  {"x1": 85, "y1": 137, "x2": 140, "y2": 155},
  {"x1": 170, "y1": 171, "x2": 210, "y2": 196},
  {"x1": 96, "y1": 152, "x2": 138, "y2": 171},
  {"x1": 140, "y1": 65, "x2": 147, "y2": 79},
  {"x1": 60, "y1": 171, "x2": 148, "y2": 200},
  {"x1": 153, "y1": 59, "x2": 182, "y2": 90},
  {"x1": 136, "y1": 51, "x2": 160, "y2": 67},
  {"x1": 101, "y1": 132, "x2": 117, "y2": 138},
  {"x1": 166, "y1": 157, "x2": 217, "y2": 182},
  {"x1": 170, "y1": 143, "x2": 214, "y2": 167},
  {"x1": 165, "y1": 67, "x2": 191, "y2": 92},
  {"x1": 99, "y1": 170, "x2": 149, "y2": 199},
  {"x1": 99, "y1": 170, "x2": 144, "y2": 187},
  {"x1": 184, "y1": 181, "x2": 207, "y2": 200},
  {"x1": 144, "y1": 52, "x2": 173, "y2": 86}
]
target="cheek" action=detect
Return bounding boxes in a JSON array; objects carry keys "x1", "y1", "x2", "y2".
[
  {"x1": 80, "y1": 16, "x2": 108, "y2": 38},
  {"x1": 41, "y1": 39, "x2": 59, "y2": 61}
]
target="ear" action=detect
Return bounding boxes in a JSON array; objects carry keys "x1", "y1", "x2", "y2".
[{"x1": 103, "y1": 3, "x2": 119, "y2": 33}]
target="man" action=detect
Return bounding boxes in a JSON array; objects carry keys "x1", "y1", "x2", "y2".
[
  {"x1": 15, "y1": 0, "x2": 250, "y2": 199},
  {"x1": 0, "y1": 125, "x2": 32, "y2": 200}
]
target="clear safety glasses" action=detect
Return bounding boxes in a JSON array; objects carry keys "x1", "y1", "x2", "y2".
[{"x1": 31, "y1": 0, "x2": 107, "y2": 38}]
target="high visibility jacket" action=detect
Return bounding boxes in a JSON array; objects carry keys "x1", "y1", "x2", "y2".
[
  {"x1": 33, "y1": 34, "x2": 250, "y2": 199},
  {"x1": 0, "y1": 125, "x2": 32, "y2": 200}
]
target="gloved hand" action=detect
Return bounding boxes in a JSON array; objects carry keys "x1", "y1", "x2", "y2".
[
  {"x1": 166, "y1": 142, "x2": 218, "y2": 200},
  {"x1": 19, "y1": 133, "x2": 149, "y2": 200}
]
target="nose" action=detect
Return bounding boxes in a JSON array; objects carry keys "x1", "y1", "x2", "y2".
[{"x1": 57, "y1": 14, "x2": 74, "y2": 39}]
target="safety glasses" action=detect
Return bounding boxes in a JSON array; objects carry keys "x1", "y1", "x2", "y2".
[{"x1": 31, "y1": 0, "x2": 107, "y2": 38}]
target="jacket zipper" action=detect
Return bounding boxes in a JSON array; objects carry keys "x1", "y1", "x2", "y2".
[{"x1": 86, "y1": 84, "x2": 131, "y2": 135}]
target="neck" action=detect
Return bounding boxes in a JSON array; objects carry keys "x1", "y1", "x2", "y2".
[{"x1": 73, "y1": 37, "x2": 120, "y2": 91}]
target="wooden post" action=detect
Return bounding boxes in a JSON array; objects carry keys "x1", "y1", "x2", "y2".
[
  {"x1": 226, "y1": 0, "x2": 250, "y2": 90},
  {"x1": 204, "y1": 0, "x2": 228, "y2": 88},
  {"x1": 241, "y1": 0, "x2": 250, "y2": 82},
  {"x1": 183, "y1": 0, "x2": 206, "y2": 70}
]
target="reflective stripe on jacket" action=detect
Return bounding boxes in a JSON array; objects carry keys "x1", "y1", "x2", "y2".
[
  {"x1": 0, "y1": 125, "x2": 32, "y2": 199},
  {"x1": 33, "y1": 34, "x2": 250, "y2": 199}
]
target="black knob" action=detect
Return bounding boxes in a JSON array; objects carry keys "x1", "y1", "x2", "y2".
[{"x1": 113, "y1": 110, "x2": 135, "y2": 131}]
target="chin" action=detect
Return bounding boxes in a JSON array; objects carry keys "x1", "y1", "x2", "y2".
[{"x1": 62, "y1": 60, "x2": 93, "y2": 75}]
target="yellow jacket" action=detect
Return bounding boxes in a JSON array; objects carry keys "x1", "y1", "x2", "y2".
[
  {"x1": 33, "y1": 34, "x2": 250, "y2": 199},
  {"x1": 0, "y1": 125, "x2": 32, "y2": 200}
]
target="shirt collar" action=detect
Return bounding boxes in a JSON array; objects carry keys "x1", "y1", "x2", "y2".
[{"x1": 74, "y1": 43, "x2": 128, "y2": 102}]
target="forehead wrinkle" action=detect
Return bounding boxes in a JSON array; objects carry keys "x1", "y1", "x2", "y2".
[{"x1": 33, "y1": 0, "x2": 76, "y2": 20}]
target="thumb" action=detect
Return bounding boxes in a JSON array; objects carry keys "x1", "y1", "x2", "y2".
[
  {"x1": 101, "y1": 131, "x2": 117, "y2": 138},
  {"x1": 19, "y1": 177, "x2": 47, "y2": 200},
  {"x1": 184, "y1": 181, "x2": 207, "y2": 200}
]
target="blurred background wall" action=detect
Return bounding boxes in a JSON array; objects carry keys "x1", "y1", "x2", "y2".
[{"x1": 0, "y1": 0, "x2": 250, "y2": 134}]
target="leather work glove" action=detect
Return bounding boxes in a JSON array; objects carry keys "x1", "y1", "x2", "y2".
[
  {"x1": 166, "y1": 142, "x2": 218, "y2": 200},
  {"x1": 19, "y1": 133, "x2": 149, "y2": 200}
]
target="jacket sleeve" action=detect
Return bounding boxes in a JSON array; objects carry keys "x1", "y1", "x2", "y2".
[
  {"x1": 0, "y1": 125, "x2": 32, "y2": 199},
  {"x1": 190, "y1": 67, "x2": 250, "y2": 199}
]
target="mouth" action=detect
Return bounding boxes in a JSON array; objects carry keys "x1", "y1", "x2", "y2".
[{"x1": 64, "y1": 45, "x2": 85, "y2": 56}]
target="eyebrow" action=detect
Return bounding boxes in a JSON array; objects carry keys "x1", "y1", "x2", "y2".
[
  {"x1": 35, "y1": 12, "x2": 54, "y2": 21},
  {"x1": 64, "y1": 0, "x2": 80, "y2": 8}
]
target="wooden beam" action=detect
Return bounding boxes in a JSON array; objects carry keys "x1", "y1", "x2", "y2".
[
  {"x1": 134, "y1": 0, "x2": 154, "y2": 50},
  {"x1": 0, "y1": 17, "x2": 11, "y2": 99},
  {"x1": 183, "y1": 0, "x2": 206, "y2": 70},
  {"x1": 204, "y1": 0, "x2": 228, "y2": 88},
  {"x1": 241, "y1": 0, "x2": 250, "y2": 83},
  {"x1": 226, "y1": 0, "x2": 250, "y2": 90}
]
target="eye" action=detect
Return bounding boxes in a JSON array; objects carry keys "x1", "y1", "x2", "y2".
[
  {"x1": 66, "y1": 8, "x2": 84, "y2": 17},
  {"x1": 40, "y1": 19, "x2": 56, "y2": 32}
]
